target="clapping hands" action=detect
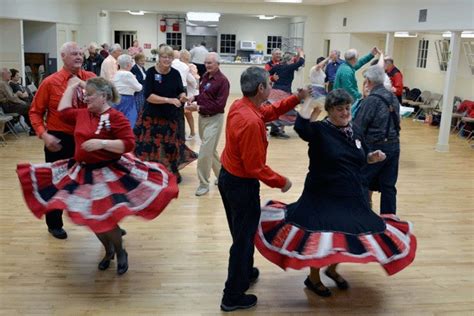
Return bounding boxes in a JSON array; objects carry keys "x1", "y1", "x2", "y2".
[{"x1": 367, "y1": 150, "x2": 386, "y2": 163}]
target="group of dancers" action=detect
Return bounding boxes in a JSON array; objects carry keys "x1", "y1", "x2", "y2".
[{"x1": 15, "y1": 50, "x2": 416, "y2": 312}]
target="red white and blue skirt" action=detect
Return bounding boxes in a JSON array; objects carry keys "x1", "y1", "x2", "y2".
[
  {"x1": 268, "y1": 89, "x2": 296, "y2": 125},
  {"x1": 255, "y1": 200, "x2": 417, "y2": 276},
  {"x1": 16, "y1": 153, "x2": 179, "y2": 233}
]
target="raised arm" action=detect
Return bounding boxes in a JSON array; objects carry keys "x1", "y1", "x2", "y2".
[{"x1": 58, "y1": 78, "x2": 85, "y2": 112}]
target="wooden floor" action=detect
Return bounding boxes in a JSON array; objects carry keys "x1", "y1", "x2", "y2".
[{"x1": 0, "y1": 101, "x2": 473, "y2": 315}]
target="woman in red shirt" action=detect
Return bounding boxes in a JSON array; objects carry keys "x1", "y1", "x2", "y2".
[{"x1": 17, "y1": 77, "x2": 179, "y2": 275}]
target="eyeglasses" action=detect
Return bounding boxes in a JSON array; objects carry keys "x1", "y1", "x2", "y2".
[{"x1": 159, "y1": 55, "x2": 173, "y2": 60}]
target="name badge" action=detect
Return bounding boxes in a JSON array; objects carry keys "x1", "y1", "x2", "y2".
[
  {"x1": 154, "y1": 74, "x2": 162, "y2": 83},
  {"x1": 355, "y1": 139, "x2": 362, "y2": 149},
  {"x1": 204, "y1": 82, "x2": 211, "y2": 91}
]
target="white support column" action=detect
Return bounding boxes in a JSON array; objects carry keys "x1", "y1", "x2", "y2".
[
  {"x1": 20, "y1": 20, "x2": 25, "y2": 83},
  {"x1": 385, "y1": 32, "x2": 394, "y2": 56},
  {"x1": 436, "y1": 31, "x2": 461, "y2": 152},
  {"x1": 97, "y1": 10, "x2": 110, "y2": 46}
]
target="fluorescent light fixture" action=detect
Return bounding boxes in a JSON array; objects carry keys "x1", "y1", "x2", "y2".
[
  {"x1": 394, "y1": 32, "x2": 418, "y2": 38},
  {"x1": 128, "y1": 10, "x2": 144, "y2": 16},
  {"x1": 186, "y1": 12, "x2": 220, "y2": 22},
  {"x1": 264, "y1": 0, "x2": 302, "y2": 3},
  {"x1": 443, "y1": 31, "x2": 474, "y2": 38},
  {"x1": 259, "y1": 15, "x2": 276, "y2": 20}
]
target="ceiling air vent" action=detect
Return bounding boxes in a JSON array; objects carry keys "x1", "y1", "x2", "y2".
[
  {"x1": 419, "y1": 9, "x2": 427, "y2": 22},
  {"x1": 343, "y1": 17, "x2": 347, "y2": 27}
]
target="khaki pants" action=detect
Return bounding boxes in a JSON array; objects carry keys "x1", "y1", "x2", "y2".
[{"x1": 197, "y1": 113, "x2": 224, "y2": 186}]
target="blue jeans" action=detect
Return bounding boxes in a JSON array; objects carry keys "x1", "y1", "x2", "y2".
[
  {"x1": 362, "y1": 141, "x2": 400, "y2": 214},
  {"x1": 218, "y1": 168, "x2": 260, "y2": 298}
]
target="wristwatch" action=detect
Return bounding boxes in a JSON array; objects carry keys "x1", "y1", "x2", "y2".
[{"x1": 101, "y1": 139, "x2": 108, "y2": 148}]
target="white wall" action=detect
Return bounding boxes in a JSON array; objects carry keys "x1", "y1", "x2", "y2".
[
  {"x1": 320, "y1": 0, "x2": 473, "y2": 33},
  {"x1": 0, "y1": 0, "x2": 81, "y2": 24},
  {"x1": 24, "y1": 21, "x2": 57, "y2": 58},
  {"x1": 108, "y1": 12, "x2": 160, "y2": 57},
  {"x1": 402, "y1": 34, "x2": 474, "y2": 100},
  {"x1": 0, "y1": 19, "x2": 22, "y2": 70},
  {"x1": 219, "y1": 15, "x2": 290, "y2": 54}
]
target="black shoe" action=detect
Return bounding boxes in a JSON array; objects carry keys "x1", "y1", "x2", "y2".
[
  {"x1": 117, "y1": 250, "x2": 128, "y2": 275},
  {"x1": 28, "y1": 129, "x2": 36, "y2": 136},
  {"x1": 176, "y1": 174, "x2": 182, "y2": 184},
  {"x1": 249, "y1": 267, "x2": 260, "y2": 283},
  {"x1": 304, "y1": 277, "x2": 332, "y2": 297},
  {"x1": 48, "y1": 228, "x2": 68, "y2": 239},
  {"x1": 220, "y1": 294, "x2": 257, "y2": 312},
  {"x1": 324, "y1": 270, "x2": 349, "y2": 290},
  {"x1": 270, "y1": 131, "x2": 290, "y2": 139},
  {"x1": 120, "y1": 228, "x2": 127, "y2": 236},
  {"x1": 98, "y1": 252, "x2": 115, "y2": 271}
]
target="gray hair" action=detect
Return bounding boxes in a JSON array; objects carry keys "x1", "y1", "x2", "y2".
[
  {"x1": 363, "y1": 65, "x2": 386, "y2": 85},
  {"x1": 117, "y1": 54, "x2": 132, "y2": 69},
  {"x1": 109, "y1": 44, "x2": 122, "y2": 54},
  {"x1": 86, "y1": 77, "x2": 120, "y2": 104},
  {"x1": 331, "y1": 49, "x2": 341, "y2": 58},
  {"x1": 60, "y1": 42, "x2": 79, "y2": 55},
  {"x1": 281, "y1": 52, "x2": 293, "y2": 64},
  {"x1": 206, "y1": 52, "x2": 220, "y2": 64},
  {"x1": 241, "y1": 67, "x2": 268, "y2": 97},
  {"x1": 271, "y1": 48, "x2": 281, "y2": 55},
  {"x1": 88, "y1": 42, "x2": 99, "y2": 50},
  {"x1": 344, "y1": 49, "x2": 358, "y2": 61}
]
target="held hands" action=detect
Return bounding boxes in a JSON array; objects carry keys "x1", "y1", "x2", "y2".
[
  {"x1": 296, "y1": 87, "x2": 310, "y2": 101},
  {"x1": 367, "y1": 150, "x2": 386, "y2": 164},
  {"x1": 281, "y1": 177, "x2": 292, "y2": 193},
  {"x1": 273, "y1": 74, "x2": 279, "y2": 81},
  {"x1": 81, "y1": 139, "x2": 104, "y2": 152},
  {"x1": 67, "y1": 76, "x2": 85, "y2": 88},
  {"x1": 184, "y1": 102, "x2": 199, "y2": 112},
  {"x1": 42, "y1": 132, "x2": 62, "y2": 152},
  {"x1": 371, "y1": 46, "x2": 382, "y2": 56},
  {"x1": 169, "y1": 98, "x2": 182, "y2": 107}
]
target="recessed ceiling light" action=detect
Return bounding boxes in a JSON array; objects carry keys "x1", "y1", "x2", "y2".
[
  {"x1": 187, "y1": 12, "x2": 221, "y2": 22},
  {"x1": 259, "y1": 15, "x2": 277, "y2": 20},
  {"x1": 394, "y1": 32, "x2": 418, "y2": 38},
  {"x1": 443, "y1": 31, "x2": 474, "y2": 38},
  {"x1": 264, "y1": 0, "x2": 302, "y2": 3},
  {"x1": 128, "y1": 10, "x2": 144, "y2": 16}
]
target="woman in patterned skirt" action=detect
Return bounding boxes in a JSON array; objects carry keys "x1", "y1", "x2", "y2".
[
  {"x1": 134, "y1": 45, "x2": 197, "y2": 183},
  {"x1": 17, "y1": 77, "x2": 179, "y2": 275},
  {"x1": 255, "y1": 89, "x2": 416, "y2": 296}
]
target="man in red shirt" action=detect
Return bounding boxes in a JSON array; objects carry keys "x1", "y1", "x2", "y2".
[
  {"x1": 264, "y1": 48, "x2": 281, "y2": 83},
  {"x1": 384, "y1": 56, "x2": 404, "y2": 104},
  {"x1": 218, "y1": 66, "x2": 309, "y2": 312},
  {"x1": 29, "y1": 42, "x2": 96, "y2": 239}
]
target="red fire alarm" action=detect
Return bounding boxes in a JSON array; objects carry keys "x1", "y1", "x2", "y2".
[
  {"x1": 172, "y1": 22, "x2": 180, "y2": 32},
  {"x1": 160, "y1": 18, "x2": 166, "y2": 32}
]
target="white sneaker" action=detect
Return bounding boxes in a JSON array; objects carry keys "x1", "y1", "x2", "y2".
[
  {"x1": 195, "y1": 185, "x2": 209, "y2": 196},
  {"x1": 214, "y1": 179, "x2": 218, "y2": 185}
]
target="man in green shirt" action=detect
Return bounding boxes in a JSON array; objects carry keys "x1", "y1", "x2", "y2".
[{"x1": 334, "y1": 47, "x2": 380, "y2": 101}]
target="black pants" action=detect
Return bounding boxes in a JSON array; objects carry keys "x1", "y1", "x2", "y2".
[
  {"x1": 194, "y1": 63, "x2": 206, "y2": 78},
  {"x1": 363, "y1": 141, "x2": 400, "y2": 214},
  {"x1": 44, "y1": 131, "x2": 75, "y2": 229},
  {"x1": 218, "y1": 168, "x2": 260, "y2": 298}
]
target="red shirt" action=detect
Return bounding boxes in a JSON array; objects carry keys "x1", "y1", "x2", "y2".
[
  {"x1": 265, "y1": 59, "x2": 280, "y2": 82},
  {"x1": 29, "y1": 68, "x2": 96, "y2": 137},
  {"x1": 61, "y1": 108, "x2": 135, "y2": 164},
  {"x1": 220, "y1": 95, "x2": 300, "y2": 188},
  {"x1": 385, "y1": 65, "x2": 403, "y2": 97},
  {"x1": 196, "y1": 70, "x2": 230, "y2": 116}
]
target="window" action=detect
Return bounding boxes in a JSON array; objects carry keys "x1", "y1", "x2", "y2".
[
  {"x1": 166, "y1": 32, "x2": 182, "y2": 50},
  {"x1": 220, "y1": 34, "x2": 236, "y2": 54},
  {"x1": 114, "y1": 31, "x2": 136, "y2": 50},
  {"x1": 435, "y1": 39, "x2": 450, "y2": 71},
  {"x1": 417, "y1": 39, "x2": 429, "y2": 68},
  {"x1": 462, "y1": 41, "x2": 474, "y2": 75},
  {"x1": 267, "y1": 36, "x2": 282, "y2": 54}
]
